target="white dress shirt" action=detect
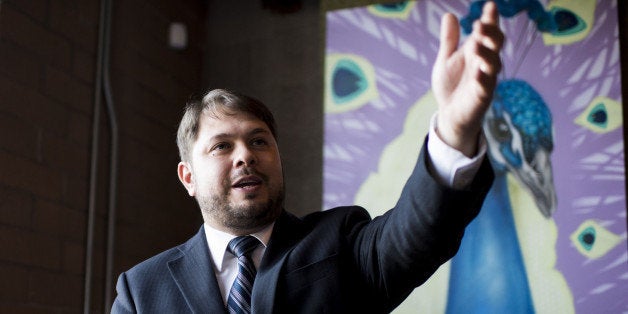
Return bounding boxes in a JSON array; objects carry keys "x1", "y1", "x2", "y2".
[
  {"x1": 204, "y1": 222, "x2": 273, "y2": 305},
  {"x1": 204, "y1": 113, "x2": 488, "y2": 304},
  {"x1": 427, "y1": 114, "x2": 487, "y2": 189}
]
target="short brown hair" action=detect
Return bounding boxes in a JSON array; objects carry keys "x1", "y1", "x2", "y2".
[{"x1": 176, "y1": 89, "x2": 278, "y2": 162}]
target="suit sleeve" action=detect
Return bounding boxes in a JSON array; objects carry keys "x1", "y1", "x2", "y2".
[
  {"x1": 351, "y1": 137, "x2": 494, "y2": 309},
  {"x1": 111, "y1": 272, "x2": 136, "y2": 314}
]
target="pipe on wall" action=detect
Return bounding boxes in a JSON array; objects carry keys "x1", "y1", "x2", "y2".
[
  {"x1": 84, "y1": 0, "x2": 118, "y2": 312},
  {"x1": 102, "y1": 0, "x2": 119, "y2": 308},
  {"x1": 83, "y1": 0, "x2": 106, "y2": 310}
]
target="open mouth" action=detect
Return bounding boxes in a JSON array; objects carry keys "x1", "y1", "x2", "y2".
[{"x1": 232, "y1": 176, "x2": 263, "y2": 189}]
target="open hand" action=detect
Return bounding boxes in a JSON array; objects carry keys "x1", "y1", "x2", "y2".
[{"x1": 432, "y1": 1, "x2": 504, "y2": 157}]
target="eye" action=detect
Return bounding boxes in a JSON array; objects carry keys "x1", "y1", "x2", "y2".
[
  {"x1": 574, "y1": 96, "x2": 622, "y2": 134},
  {"x1": 251, "y1": 138, "x2": 269, "y2": 147},
  {"x1": 324, "y1": 54, "x2": 378, "y2": 114},
  {"x1": 570, "y1": 219, "x2": 622, "y2": 259},
  {"x1": 542, "y1": 1, "x2": 595, "y2": 45},
  {"x1": 211, "y1": 142, "x2": 231, "y2": 153},
  {"x1": 488, "y1": 117, "x2": 512, "y2": 143},
  {"x1": 367, "y1": 1, "x2": 415, "y2": 20}
]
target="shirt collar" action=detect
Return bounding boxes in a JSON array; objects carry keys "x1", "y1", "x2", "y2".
[{"x1": 204, "y1": 222, "x2": 274, "y2": 272}]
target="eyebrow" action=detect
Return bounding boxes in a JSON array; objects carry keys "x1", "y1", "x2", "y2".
[
  {"x1": 209, "y1": 127, "x2": 271, "y2": 142},
  {"x1": 249, "y1": 127, "x2": 270, "y2": 137}
]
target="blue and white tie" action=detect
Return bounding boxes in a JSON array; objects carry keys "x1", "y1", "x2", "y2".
[{"x1": 227, "y1": 236, "x2": 259, "y2": 314}]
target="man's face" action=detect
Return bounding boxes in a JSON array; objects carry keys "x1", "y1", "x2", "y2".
[{"x1": 178, "y1": 111, "x2": 284, "y2": 235}]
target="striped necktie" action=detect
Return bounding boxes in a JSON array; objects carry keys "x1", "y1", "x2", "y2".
[{"x1": 227, "y1": 236, "x2": 260, "y2": 314}]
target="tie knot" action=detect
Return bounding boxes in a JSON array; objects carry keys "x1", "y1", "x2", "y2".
[{"x1": 228, "y1": 236, "x2": 259, "y2": 258}]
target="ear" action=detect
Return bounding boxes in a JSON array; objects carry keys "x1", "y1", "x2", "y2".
[{"x1": 177, "y1": 161, "x2": 196, "y2": 196}]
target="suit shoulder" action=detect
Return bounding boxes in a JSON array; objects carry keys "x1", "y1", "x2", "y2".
[
  {"x1": 122, "y1": 227, "x2": 204, "y2": 279},
  {"x1": 124, "y1": 245, "x2": 183, "y2": 279}
]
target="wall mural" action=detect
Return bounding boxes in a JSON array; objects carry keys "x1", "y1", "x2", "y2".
[{"x1": 323, "y1": 1, "x2": 626, "y2": 313}]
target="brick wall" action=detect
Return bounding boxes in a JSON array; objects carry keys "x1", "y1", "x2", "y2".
[
  {"x1": 204, "y1": 0, "x2": 323, "y2": 217},
  {"x1": 0, "y1": 0, "x2": 205, "y2": 312}
]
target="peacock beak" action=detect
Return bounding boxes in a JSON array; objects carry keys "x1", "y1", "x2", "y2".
[{"x1": 512, "y1": 148, "x2": 557, "y2": 218}]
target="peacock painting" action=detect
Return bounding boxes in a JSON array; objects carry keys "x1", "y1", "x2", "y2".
[
  {"x1": 446, "y1": 79, "x2": 556, "y2": 314},
  {"x1": 324, "y1": 0, "x2": 627, "y2": 313}
]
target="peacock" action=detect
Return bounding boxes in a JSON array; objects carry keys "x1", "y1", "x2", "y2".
[
  {"x1": 446, "y1": 79, "x2": 557, "y2": 313},
  {"x1": 460, "y1": 0, "x2": 558, "y2": 34}
]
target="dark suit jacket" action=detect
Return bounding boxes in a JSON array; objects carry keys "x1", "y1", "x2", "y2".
[{"x1": 112, "y1": 144, "x2": 494, "y2": 313}]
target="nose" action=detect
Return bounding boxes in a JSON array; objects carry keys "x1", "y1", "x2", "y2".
[{"x1": 234, "y1": 144, "x2": 257, "y2": 168}]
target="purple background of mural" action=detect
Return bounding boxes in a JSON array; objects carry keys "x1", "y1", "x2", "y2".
[{"x1": 324, "y1": 0, "x2": 627, "y2": 312}]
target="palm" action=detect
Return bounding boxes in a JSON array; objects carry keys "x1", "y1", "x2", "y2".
[
  {"x1": 430, "y1": 2, "x2": 502, "y2": 156},
  {"x1": 433, "y1": 41, "x2": 490, "y2": 133}
]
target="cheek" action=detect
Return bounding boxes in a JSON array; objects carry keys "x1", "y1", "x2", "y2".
[
  {"x1": 267, "y1": 150, "x2": 283, "y2": 173},
  {"x1": 269, "y1": 159, "x2": 284, "y2": 185},
  {"x1": 260, "y1": 152, "x2": 281, "y2": 171},
  {"x1": 193, "y1": 161, "x2": 231, "y2": 189}
]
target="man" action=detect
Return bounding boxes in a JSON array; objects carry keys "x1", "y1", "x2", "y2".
[{"x1": 112, "y1": 2, "x2": 504, "y2": 313}]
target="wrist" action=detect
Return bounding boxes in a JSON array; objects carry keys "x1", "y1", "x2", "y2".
[{"x1": 435, "y1": 115, "x2": 480, "y2": 157}]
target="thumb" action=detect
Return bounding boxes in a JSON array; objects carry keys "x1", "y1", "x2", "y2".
[{"x1": 437, "y1": 13, "x2": 460, "y2": 61}]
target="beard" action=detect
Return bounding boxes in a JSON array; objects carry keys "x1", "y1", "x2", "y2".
[{"x1": 195, "y1": 169, "x2": 284, "y2": 233}]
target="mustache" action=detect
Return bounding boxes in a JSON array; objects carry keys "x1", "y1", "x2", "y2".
[{"x1": 231, "y1": 167, "x2": 268, "y2": 183}]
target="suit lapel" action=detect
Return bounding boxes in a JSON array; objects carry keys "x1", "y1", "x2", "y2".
[
  {"x1": 168, "y1": 226, "x2": 226, "y2": 314},
  {"x1": 251, "y1": 211, "x2": 306, "y2": 314}
]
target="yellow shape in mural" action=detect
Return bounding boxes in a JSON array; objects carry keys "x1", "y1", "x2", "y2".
[
  {"x1": 570, "y1": 219, "x2": 624, "y2": 259},
  {"x1": 354, "y1": 91, "x2": 447, "y2": 314},
  {"x1": 367, "y1": 1, "x2": 416, "y2": 20},
  {"x1": 507, "y1": 174, "x2": 575, "y2": 314},
  {"x1": 575, "y1": 96, "x2": 622, "y2": 134},
  {"x1": 354, "y1": 91, "x2": 434, "y2": 215},
  {"x1": 355, "y1": 91, "x2": 574, "y2": 314},
  {"x1": 543, "y1": 0, "x2": 596, "y2": 45},
  {"x1": 324, "y1": 53, "x2": 378, "y2": 114}
]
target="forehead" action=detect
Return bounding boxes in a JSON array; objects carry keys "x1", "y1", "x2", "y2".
[{"x1": 197, "y1": 111, "x2": 270, "y2": 136}]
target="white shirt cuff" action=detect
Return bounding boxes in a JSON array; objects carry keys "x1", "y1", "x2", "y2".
[{"x1": 427, "y1": 114, "x2": 487, "y2": 189}]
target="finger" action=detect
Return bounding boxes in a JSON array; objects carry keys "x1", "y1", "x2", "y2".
[
  {"x1": 480, "y1": 1, "x2": 499, "y2": 26},
  {"x1": 467, "y1": 57, "x2": 498, "y2": 104},
  {"x1": 472, "y1": 21, "x2": 504, "y2": 52},
  {"x1": 470, "y1": 41, "x2": 502, "y2": 76},
  {"x1": 463, "y1": 39, "x2": 501, "y2": 80},
  {"x1": 437, "y1": 13, "x2": 460, "y2": 60},
  {"x1": 478, "y1": 51, "x2": 502, "y2": 77},
  {"x1": 475, "y1": 69, "x2": 498, "y2": 100}
]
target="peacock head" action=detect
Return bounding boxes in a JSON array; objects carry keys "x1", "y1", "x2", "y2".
[{"x1": 483, "y1": 79, "x2": 557, "y2": 218}]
